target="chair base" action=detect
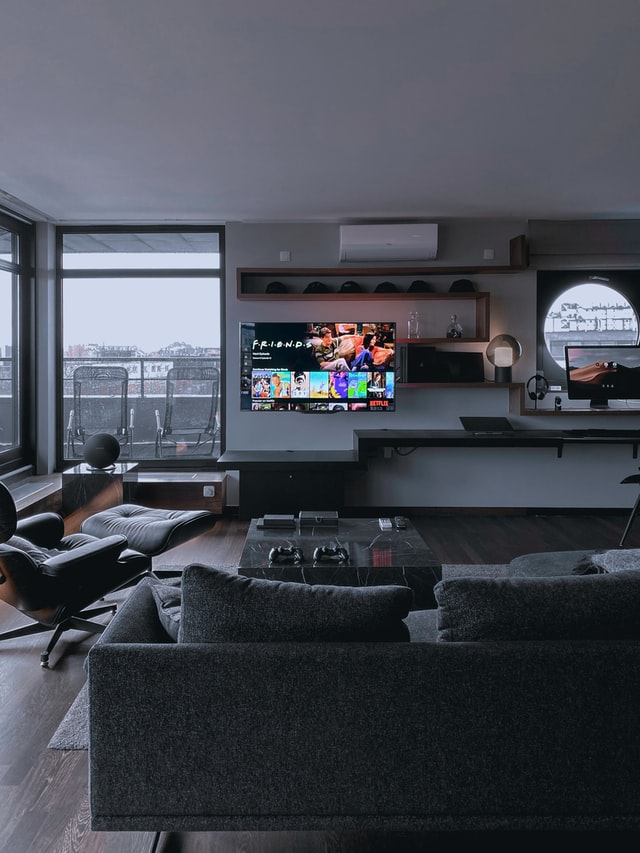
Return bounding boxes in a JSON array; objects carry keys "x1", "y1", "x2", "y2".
[{"x1": 0, "y1": 603, "x2": 117, "y2": 667}]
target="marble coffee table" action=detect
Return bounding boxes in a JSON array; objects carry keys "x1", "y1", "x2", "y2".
[{"x1": 238, "y1": 516, "x2": 442, "y2": 609}]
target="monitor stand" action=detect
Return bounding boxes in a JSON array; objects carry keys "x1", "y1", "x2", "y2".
[{"x1": 590, "y1": 398, "x2": 609, "y2": 410}]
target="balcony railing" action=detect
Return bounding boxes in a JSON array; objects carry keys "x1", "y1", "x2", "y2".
[{"x1": 62, "y1": 356, "x2": 222, "y2": 461}]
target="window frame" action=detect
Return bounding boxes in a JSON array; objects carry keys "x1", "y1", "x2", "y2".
[
  {"x1": 0, "y1": 211, "x2": 34, "y2": 476},
  {"x1": 55, "y1": 224, "x2": 225, "y2": 471}
]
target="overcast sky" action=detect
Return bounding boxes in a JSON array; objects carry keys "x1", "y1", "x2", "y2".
[
  {"x1": 545, "y1": 283, "x2": 637, "y2": 318},
  {"x1": 62, "y1": 278, "x2": 221, "y2": 353},
  {"x1": 2, "y1": 250, "x2": 222, "y2": 355},
  {"x1": 0, "y1": 274, "x2": 10, "y2": 351}
]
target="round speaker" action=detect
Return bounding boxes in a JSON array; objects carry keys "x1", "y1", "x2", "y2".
[{"x1": 83, "y1": 433, "x2": 121, "y2": 469}]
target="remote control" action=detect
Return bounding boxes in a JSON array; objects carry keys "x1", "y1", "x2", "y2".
[
  {"x1": 394, "y1": 516, "x2": 407, "y2": 529},
  {"x1": 378, "y1": 517, "x2": 393, "y2": 531}
]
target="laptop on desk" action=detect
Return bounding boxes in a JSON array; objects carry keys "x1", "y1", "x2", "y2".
[{"x1": 459, "y1": 416, "x2": 515, "y2": 435}]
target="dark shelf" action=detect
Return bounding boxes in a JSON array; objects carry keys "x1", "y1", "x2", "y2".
[{"x1": 237, "y1": 235, "x2": 527, "y2": 299}]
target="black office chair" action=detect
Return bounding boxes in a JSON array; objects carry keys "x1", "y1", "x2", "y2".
[
  {"x1": 0, "y1": 482, "x2": 150, "y2": 667},
  {"x1": 619, "y1": 468, "x2": 640, "y2": 546},
  {"x1": 155, "y1": 365, "x2": 220, "y2": 458},
  {"x1": 66, "y1": 365, "x2": 134, "y2": 459}
]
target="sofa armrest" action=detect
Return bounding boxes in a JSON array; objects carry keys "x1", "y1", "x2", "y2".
[
  {"x1": 94, "y1": 576, "x2": 171, "y2": 645},
  {"x1": 41, "y1": 534, "x2": 127, "y2": 580}
]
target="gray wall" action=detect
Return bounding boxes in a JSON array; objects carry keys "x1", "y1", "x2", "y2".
[{"x1": 224, "y1": 220, "x2": 640, "y2": 511}]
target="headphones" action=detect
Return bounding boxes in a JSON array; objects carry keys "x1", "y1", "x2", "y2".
[{"x1": 527, "y1": 373, "x2": 550, "y2": 401}]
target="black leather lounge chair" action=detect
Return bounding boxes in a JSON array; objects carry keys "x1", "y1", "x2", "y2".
[{"x1": 0, "y1": 482, "x2": 150, "y2": 667}]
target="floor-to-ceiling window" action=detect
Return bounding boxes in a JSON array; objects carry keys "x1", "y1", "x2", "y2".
[
  {"x1": 0, "y1": 212, "x2": 33, "y2": 475},
  {"x1": 57, "y1": 226, "x2": 224, "y2": 468}
]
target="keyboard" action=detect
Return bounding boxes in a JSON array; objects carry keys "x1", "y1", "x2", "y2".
[{"x1": 562, "y1": 429, "x2": 640, "y2": 438}]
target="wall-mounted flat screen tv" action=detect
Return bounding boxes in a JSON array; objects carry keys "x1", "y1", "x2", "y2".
[
  {"x1": 564, "y1": 344, "x2": 640, "y2": 408},
  {"x1": 241, "y1": 321, "x2": 396, "y2": 412}
]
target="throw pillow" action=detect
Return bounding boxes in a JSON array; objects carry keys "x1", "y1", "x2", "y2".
[
  {"x1": 150, "y1": 581, "x2": 182, "y2": 641},
  {"x1": 178, "y1": 564, "x2": 413, "y2": 643},
  {"x1": 590, "y1": 549, "x2": 640, "y2": 573},
  {"x1": 434, "y1": 569, "x2": 640, "y2": 642}
]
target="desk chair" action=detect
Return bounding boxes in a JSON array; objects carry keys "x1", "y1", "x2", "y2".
[{"x1": 619, "y1": 468, "x2": 640, "y2": 546}]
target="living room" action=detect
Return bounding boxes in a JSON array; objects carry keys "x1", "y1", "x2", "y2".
[{"x1": 3, "y1": 2, "x2": 640, "y2": 850}]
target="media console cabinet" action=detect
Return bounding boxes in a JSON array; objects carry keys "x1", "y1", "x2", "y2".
[{"x1": 218, "y1": 428, "x2": 640, "y2": 518}]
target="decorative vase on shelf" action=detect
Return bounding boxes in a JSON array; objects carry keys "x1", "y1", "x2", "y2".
[
  {"x1": 407, "y1": 311, "x2": 421, "y2": 338},
  {"x1": 446, "y1": 314, "x2": 463, "y2": 338}
]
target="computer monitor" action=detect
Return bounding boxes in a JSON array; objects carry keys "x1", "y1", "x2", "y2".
[{"x1": 564, "y1": 344, "x2": 640, "y2": 409}]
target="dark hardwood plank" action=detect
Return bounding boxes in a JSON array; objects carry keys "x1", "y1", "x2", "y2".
[{"x1": 412, "y1": 511, "x2": 640, "y2": 564}]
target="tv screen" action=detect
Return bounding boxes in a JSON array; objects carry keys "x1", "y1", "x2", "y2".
[
  {"x1": 241, "y1": 322, "x2": 396, "y2": 412},
  {"x1": 564, "y1": 344, "x2": 640, "y2": 408}
]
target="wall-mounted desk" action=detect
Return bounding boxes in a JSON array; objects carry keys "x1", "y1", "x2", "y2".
[
  {"x1": 353, "y1": 428, "x2": 640, "y2": 459},
  {"x1": 218, "y1": 429, "x2": 640, "y2": 517}
]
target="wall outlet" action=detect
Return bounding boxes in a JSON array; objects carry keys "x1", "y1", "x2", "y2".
[{"x1": 203, "y1": 485, "x2": 215, "y2": 497}]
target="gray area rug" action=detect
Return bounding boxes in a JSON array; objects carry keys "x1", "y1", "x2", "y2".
[
  {"x1": 48, "y1": 681, "x2": 89, "y2": 750},
  {"x1": 47, "y1": 563, "x2": 508, "y2": 750}
]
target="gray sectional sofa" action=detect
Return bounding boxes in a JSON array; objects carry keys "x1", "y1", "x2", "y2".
[{"x1": 88, "y1": 565, "x2": 640, "y2": 833}]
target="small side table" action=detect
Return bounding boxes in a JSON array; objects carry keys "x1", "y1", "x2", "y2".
[
  {"x1": 123, "y1": 471, "x2": 226, "y2": 514},
  {"x1": 62, "y1": 463, "x2": 138, "y2": 531}
]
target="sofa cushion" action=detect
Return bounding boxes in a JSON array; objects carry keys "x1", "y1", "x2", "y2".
[
  {"x1": 149, "y1": 581, "x2": 182, "y2": 641},
  {"x1": 508, "y1": 549, "x2": 600, "y2": 577},
  {"x1": 404, "y1": 608, "x2": 438, "y2": 642},
  {"x1": 588, "y1": 549, "x2": 640, "y2": 574},
  {"x1": 434, "y1": 569, "x2": 640, "y2": 642},
  {"x1": 179, "y1": 564, "x2": 413, "y2": 643}
]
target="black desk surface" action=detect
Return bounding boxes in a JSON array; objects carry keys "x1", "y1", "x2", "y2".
[
  {"x1": 217, "y1": 449, "x2": 360, "y2": 469},
  {"x1": 218, "y1": 428, "x2": 640, "y2": 470}
]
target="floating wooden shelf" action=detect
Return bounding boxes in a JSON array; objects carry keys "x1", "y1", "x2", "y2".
[{"x1": 237, "y1": 235, "x2": 527, "y2": 299}]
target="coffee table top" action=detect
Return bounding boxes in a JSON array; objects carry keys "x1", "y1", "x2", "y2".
[{"x1": 239, "y1": 516, "x2": 438, "y2": 571}]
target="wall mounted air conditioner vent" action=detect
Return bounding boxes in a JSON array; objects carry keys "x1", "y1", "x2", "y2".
[{"x1": 339, "y1": 223, "x2": 438, "y2": 262}]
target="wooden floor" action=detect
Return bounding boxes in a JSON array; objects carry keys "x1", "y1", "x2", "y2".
[{"x1": 1, "y1": 510, "x2": 640, "y2": 853}]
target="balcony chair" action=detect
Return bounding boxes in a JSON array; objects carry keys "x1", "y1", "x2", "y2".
[
  {"x1": 155, "y1": 364, "x2": 220, "y2": 458},
  {"x1": 0, "y1": 483, "x2": 151, "y2": 667},
  {"x1": 66, "y1": 365, "x2": 134, "y2": 460}
]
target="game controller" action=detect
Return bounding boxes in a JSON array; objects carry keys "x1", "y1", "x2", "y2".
[
  {"x1": 268, "y1": 546, "x2": 304, "y2": 563},
  {"x1": 313, "y1": 545, "x2": 349, "y2": 563}
]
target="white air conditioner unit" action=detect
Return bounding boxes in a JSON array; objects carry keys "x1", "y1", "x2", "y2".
[{"x1": 339, "y1": 223, "x2": 438, "y2": 262}]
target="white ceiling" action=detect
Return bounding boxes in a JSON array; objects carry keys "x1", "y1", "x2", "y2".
[{"x1": 2, "y1": 0, "x2": 640, "y2": 224}]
